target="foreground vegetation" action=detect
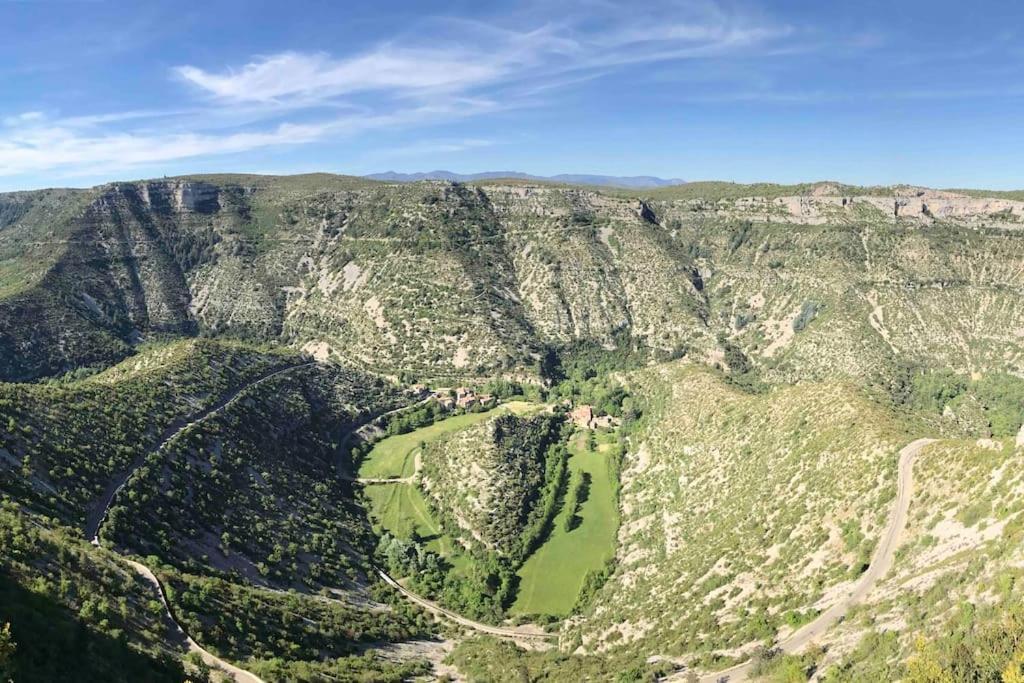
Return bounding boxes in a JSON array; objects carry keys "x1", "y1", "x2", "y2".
[
  {"x1": 0, "y1": 341, "x2": 439, "y2": 680},
  {"x1": 0, "y1": 500, "x2": 191, "y2": 682}
]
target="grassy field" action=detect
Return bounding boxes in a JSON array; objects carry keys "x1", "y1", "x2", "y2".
[
  {"x1": 357, "y1": 401, "x2": 537, "y2": 479},
  {"x1": 362, "y1": 482, "x2": 463, "y2": 561},
  {"x1": 511, "y1": 430, "x2": 620, "y2": 616},
  {"x1": 361, "y1": 401, "x2": 542, "y2": 575}
]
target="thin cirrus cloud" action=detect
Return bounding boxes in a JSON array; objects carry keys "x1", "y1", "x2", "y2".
[
  {"x1": 174, "y1": 50, "x2": 511, "y2": 103},
  {"x1": 0, "y1": 101, "x2": 501, "y2": 178},
  {"x1": 173, "y1": 15, "x2": 793, "y2": 106},
  {"x1": 0, "y1": 3, "x2": 800, "y2": 180}
]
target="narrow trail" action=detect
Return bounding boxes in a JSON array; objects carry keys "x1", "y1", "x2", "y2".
[
  {"x1": 668, "y1": 438, "x2": 936, "y2": 683},
  {"x1": 122, "y1": 556, "x2": 266, "y2": 683},
  {"x1": 86, "y1": 361, "x2": 315, "y2": 683},
  {"x1": 334, "y1": 397, "x2": 434, "y2": 475}
]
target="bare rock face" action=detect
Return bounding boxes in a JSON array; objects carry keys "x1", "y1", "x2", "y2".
[
  {"x1": 1016, "y1": 422, "x2": 1024, "y2": 449},
  {"x1": 136, "y1": 180, "x2": 221, "y2": 214},
  {"x1": 705, "y1": 184, "x2": 1024, "y2": 226},
  {"x1": 174, "y1": 181, "x2": 221, "y2": 213}
]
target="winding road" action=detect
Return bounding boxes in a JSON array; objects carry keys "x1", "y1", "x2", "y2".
[
  {"x1": 83, "y1": 375, "x2": 935, "y2": 682},
  {"x1": 86, "y1": 361, "x2": 315, "y2": 683},
  {"x1": 85, "y1": 361, "x2": 316, "y2": 543},
  {"x1": 124, "y1": 557, "x2": 266, "y2": 683},
  {"x1": 377, "y1": 569, "x2": 556, "y2": 644},
  {"x1": 669, "y1": 438, "x2": 936, "y2": 683}
]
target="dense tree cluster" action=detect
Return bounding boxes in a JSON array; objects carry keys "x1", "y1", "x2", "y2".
[
  {"x1": 0, "y1": 500, "x2": 189, "y2": 682},
  {"x1": 909, "y1": 369, "x2": 1024, "y2": 437}
]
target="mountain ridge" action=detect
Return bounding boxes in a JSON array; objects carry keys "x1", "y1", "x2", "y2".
[{"x1": 364, "y1": 169, "x2": 686, "y2": 188}]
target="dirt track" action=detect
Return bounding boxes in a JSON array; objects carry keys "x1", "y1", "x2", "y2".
[
  {"x1": 123, "y1": 557, "x2": 266, "y2": 683},
  {"x1": 377, "y1": 569, "x2": 556, "y2": 644},
  {"x1": 85, "y1": 362, "x2": 315, "y2": 543},
  {"x1": 87, "y1": 362, "x2": 313, "y2": 682},
  {"x1": 668, "y1": 438, "x2": 936, "y2": 683},
  {"x1": 87, "y1": 377, "x2": 934, "y2": 681}
]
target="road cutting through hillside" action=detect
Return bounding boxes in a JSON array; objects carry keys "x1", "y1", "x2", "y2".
[
  {"x1": 667, "y1": 437, "x2": 937, "y2": 683},
  {"x1": 85, "y1": 377, "x2": 933, "y2": 679},
  {"x1": 376, "y1": 569, "x2": 556, "y2": 644},
  {"x1": 85, "y1": 361, "x2": 316, "y2": 543},
  {"x1": 86, "y1": 361, "x2": 315, "y2": 683},
  {"x1": 123, "y1": 556, "x2": 266, "y2": 683}
]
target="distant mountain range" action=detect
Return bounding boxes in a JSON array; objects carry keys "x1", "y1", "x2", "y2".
[{"x1": 364, "y1": 170, "x2": 685, "y2": 188}]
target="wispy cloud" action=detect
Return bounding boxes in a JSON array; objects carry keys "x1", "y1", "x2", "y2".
[
  {"x1": 175, "y1": 7, "x2": 793, "y2": 106},
  {"x1": 0, "y1": 101, "x2": 499, "y2": 177},
  {"x1": 0, "y1": 1, "x2": 809, "y2": 180},
  {"x1": 2, "y1": 111, "x2": 45, "y2": 126},
  {"x1": 175, "y1": 49, "x2": 509, "y2": 104}
]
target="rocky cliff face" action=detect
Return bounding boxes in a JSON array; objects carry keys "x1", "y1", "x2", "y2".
[{"x1": 2, "y1": 175, "x2": 1023, "y2": 384}]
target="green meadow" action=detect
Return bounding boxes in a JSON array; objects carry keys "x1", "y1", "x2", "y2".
[
  {"x1": 357, "y1": 400, "x2": 537, "y2": 479},
  {"x1": 511, "y1": 430, "x2": 620, "y2": 616},
  {"x1": 361, "y1": 482, "x2": 465, "y2": 564}
]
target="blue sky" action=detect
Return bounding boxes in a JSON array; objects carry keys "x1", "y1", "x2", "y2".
[{"x1": 1, "y1": 0, "x2": 1022, "y2": 191}]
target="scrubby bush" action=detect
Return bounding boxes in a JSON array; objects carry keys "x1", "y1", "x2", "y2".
[{"x1": 791, "y1": 301, "x2": 819, "y2": 332}]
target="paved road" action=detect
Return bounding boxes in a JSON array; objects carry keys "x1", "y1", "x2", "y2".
[
  {"x1": 377, "y1": 569, "x2": 556, "y2": 644},
  {"x1": 668, "y1": 438, "x2": 936, "y2": 683},
  {"x1": 86, "y1": 361, "x2": 313, "y2": 682},
  {"x1": 335, "y1": 396, "x2": 436, "y2": 470}
]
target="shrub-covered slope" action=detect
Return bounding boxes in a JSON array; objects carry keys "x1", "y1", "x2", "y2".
[
  {"x1": 0, "y1": 339, "x2": 293, "y2": 525},
  {"x1": 566, "y1": 363, "x2": 912, "y2": 665},
  {"x1": 0, "y1": 339, "x2": 439, "y2": 681},
  {"x1": 420, "y1": 412, "x2": 567, "y2": 560},
  {"x1": 5, "y1": 176, "x2": 1024, "y2": 385},
  {"x1": 0, "y1": 501, "x2": 189, "y2": 683},
  {"x1": 820, "y1": 436, "x2": 1024, "y2": 680}
]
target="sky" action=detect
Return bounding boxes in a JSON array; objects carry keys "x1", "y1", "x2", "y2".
[{"x1": 1, "y1": 0, "x2": 1022, "y2": 191}]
